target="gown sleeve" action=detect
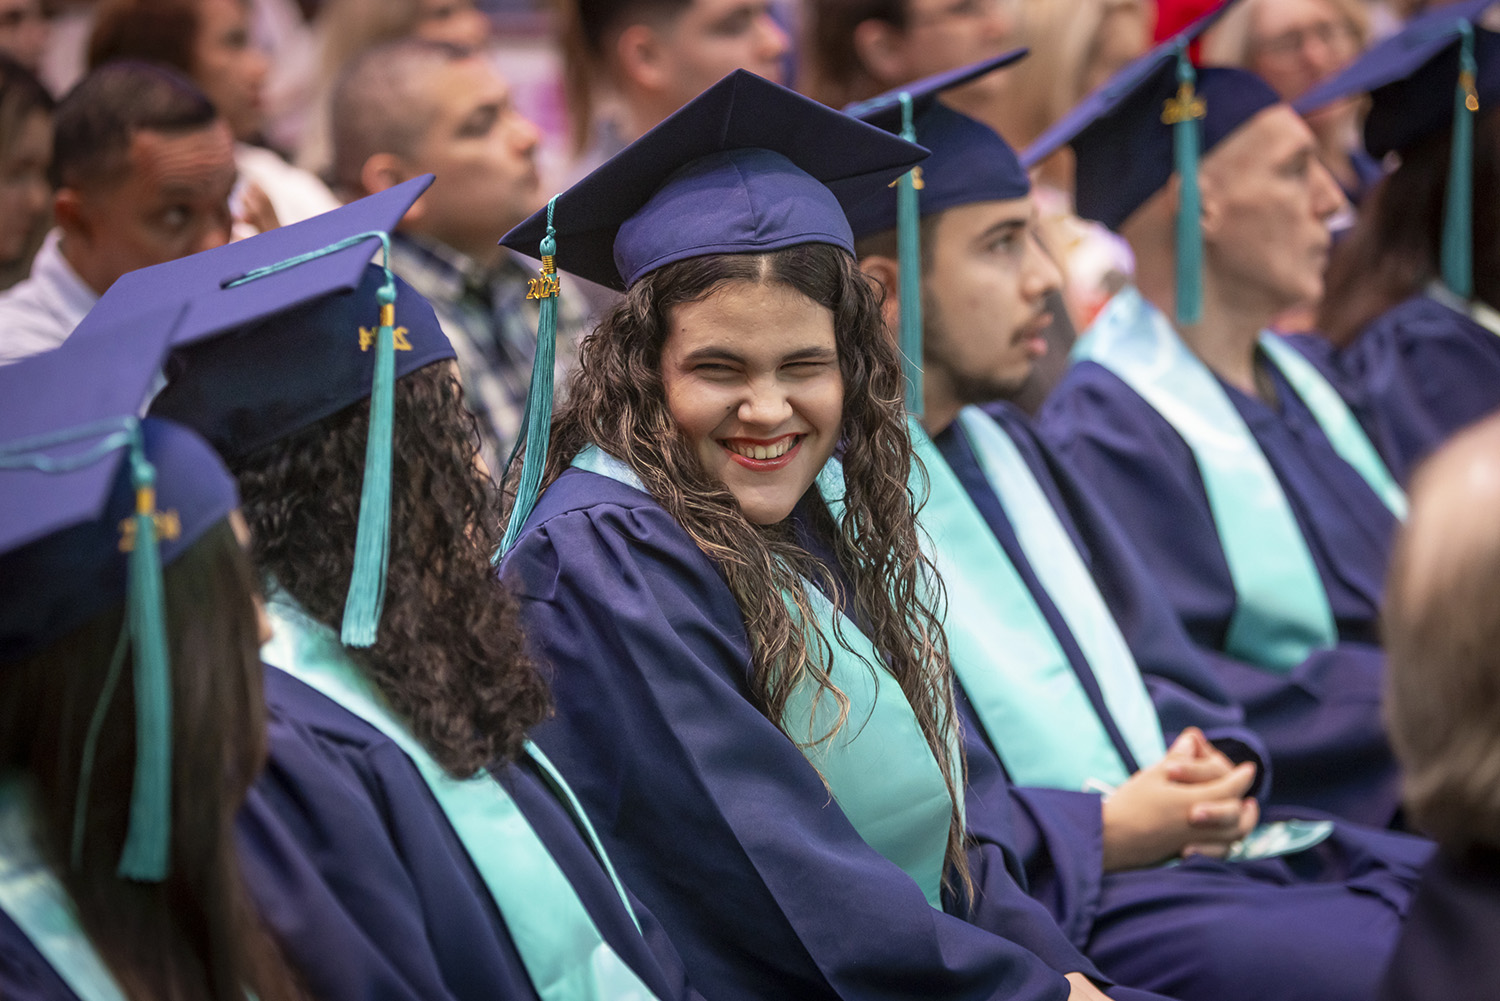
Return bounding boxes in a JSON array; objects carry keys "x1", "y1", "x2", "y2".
[{"x1": 502, "y1": 475, "x2": 1080, "y2": 1001}]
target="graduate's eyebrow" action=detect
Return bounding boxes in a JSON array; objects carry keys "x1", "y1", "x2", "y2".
[
  {"x1": 680, "y1": 345, "x2": 836, "y2": 364},
  {"x1": 974, "y1": 217, "x2": 1027, "y2": 246}
]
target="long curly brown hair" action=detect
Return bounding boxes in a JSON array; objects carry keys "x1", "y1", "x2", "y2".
[
  {"x1": 0, "y1": 522, "x2": 307, "y2": 1001},
  {"x1": 234, "y1": 363, "x2": 549, "y2": 778},
  {"x1": 539, "y1": 243, "x2": 970, "y2": 890}
]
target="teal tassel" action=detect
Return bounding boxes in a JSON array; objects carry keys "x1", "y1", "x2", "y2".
[
  {"x1": 341, "y1": 275, "x2": 398, "y2": 646},
  {"x1": 1443, "y1": 24, "x2": 1477, "y2": 300},
  {"x1": 896, "y1": 92, "x2": 925, "y2": 416},
  {"x1": 1165, "y1": 45, "x2": 1205, "y2": 326},
  {"x1": 0, "y1": 418, "x2": 175, "y2": 882},
  {"x1": 499, "y1": 196, "x2": 561, "y2": 558},
  {"x1": 222, "y1": 230, "x2": 401, "y2": 646},
  {"x1": 116, "y1": 433, "x2": 173, "y2": 881}
]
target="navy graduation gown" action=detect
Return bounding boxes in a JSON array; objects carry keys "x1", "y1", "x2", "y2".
[
  {"x1": 0, "y1": 909, "x2": 80, "y2": 1000},
  {"x1": 1039, "y1": 356, "x2": 1402, "y2": 828},
  {"x1": 1380, "y1": 848, "x2": 1500, "y2": 1001},
  {"x1": 501, "y1": 468, "x2": 1157, "y2": 1001},
  {"x1": 1339, "y1": 295, "x2": 1500, "y2": 484},
  {"x1": 938, "y1": 401, "x2": 1401, "y2": 823},
  {"x1": 238, "y1": 665, "x2": 700, "y2": 1001},
  {"x1": 929, "y1": 405, "x2": 1428, "y2": 1001}
]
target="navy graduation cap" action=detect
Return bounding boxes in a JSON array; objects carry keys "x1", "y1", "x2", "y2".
[
  {"x1": 0, "y1": 316, "x2": 240, "y2": 884},
  {"x1": 1022, "y1": 0, "x2": 1277, "y2": 325},
  {"x1": 1295, "y1": 0, "x2": 1500, "y2": 300},
  {"x1": 843, "y1": 50, "x2": 1030, "y2": 414},
  {"x1": 107, "y1": 176, "x2": 456, "y2": 649},
  {"x1": 495, "y1": 69, "x2": 928, "y2": 552}
]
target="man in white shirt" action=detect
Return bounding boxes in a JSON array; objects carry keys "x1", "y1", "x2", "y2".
[{"x1": 0, "y1": 60, "x2": 236, "y2": 364}]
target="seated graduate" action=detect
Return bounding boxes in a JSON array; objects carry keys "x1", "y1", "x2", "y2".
[
  {"x1": 1381, "y1": 412, "x2": 1500, "y2": 1001},
  {"x1": 114, "y1": 179, "x2": 702, "y2": 1001},
  {"x1": 842, "y1": 54, "x2": 1430, "y2": 1001},
  {"x1": 1029, "y1": 12, "x2": 1411, "y2": 830},
  {"x1": 0, "y1": 330, "x2": 306, "y2": 1000},
  {"x1": 497, "y1": 70, "x2": 1171, "y2": 1001},
  {"x1": 1303, "y1": 0, "x2": 1500, "y2": 484}
]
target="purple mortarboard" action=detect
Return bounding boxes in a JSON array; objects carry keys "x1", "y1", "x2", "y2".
[
  {"x1": 493, "y1": 69, "x2": 928, "y2": 552},
  {"x1": 0, "y1": 316, "x2": 240, "y2": 884},
  {"x1": 116, "y1": 178, "x2": 456, "y2": 649},
  {"x1": 1295, "y1": 0, "x2": 1499, "y2": 300},
  {"x1": 843, "y1": 50, "x2": 1031, "y2": 413},
  {"x1": 1021, "y1": 0, "x2": 1276, "y2": 325}
]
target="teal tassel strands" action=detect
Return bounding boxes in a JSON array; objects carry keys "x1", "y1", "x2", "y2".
[
  {"x1": 499, "y1": 195, "x2": 562, "y2": 558},
  {"x1": 896, "y1": 92, "x2": 926, "y2": 416},
  {"x1": 1163, "y1": 44, "x2": 1206, "y2": 327},
  {"x1": 1443, "y1": 23, "x2": 1477, "y2": 301}
]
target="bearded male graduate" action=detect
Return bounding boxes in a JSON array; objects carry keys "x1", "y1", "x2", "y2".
[
  {"x1": 1021, "y1": 14, "x2": 1410, "y2": 831},
  {"x1": 840, "y1": 52, "x2": 1430, "y2": 1001}
]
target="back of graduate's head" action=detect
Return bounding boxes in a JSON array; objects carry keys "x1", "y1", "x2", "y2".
[
  {"x1": 1385, "y1": 413, "x2": 1500, "y2": 856},
  {"x1": 1320, "y1": 104, "x2": 1500, "y2": 346},
  {"x1": 0, "y1": 404, "x2": 304, "y2": 1001},
  {"x1": 230, "y1": 361, "x2": 550, "y2": 778}
]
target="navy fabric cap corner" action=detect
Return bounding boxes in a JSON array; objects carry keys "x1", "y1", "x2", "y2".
[
  {"x1": 0, "y1": 304, "x2": 183, "y2": 552},
  {"x1": 498, "y1": 69, "x2": 929, "y2": 290},
  {"x1": 1020, "y1": 0, "x2": 1282, "y2": 230},
  {"x1": 842, "y1": 47, "x2": 1029, "y2": 131},
  {"x1": 844, "y1": 51, "x2": 1032, "y2": 239},
  {"x1": 1295, "y1": 0, "x2": 1500, "y2": 157}
]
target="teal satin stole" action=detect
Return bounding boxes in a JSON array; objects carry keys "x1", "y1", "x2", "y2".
[
  {"x1": 571, "y1": 446, "x2": 959, "y2": 909},
  {"x1": 261, "y1": 599, "x2": 662, "y2": 1001},
  {"x1": 0, "y1": 780, "x2": 128, "y2": 1001},
  {"x1": 1077, "y1": 288, "x2": 1405, "y2": 672}
]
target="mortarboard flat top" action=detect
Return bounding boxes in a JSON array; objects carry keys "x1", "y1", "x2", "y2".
[
  {"x1": 1295, "y1": 0, "x2": 1500, "y2": 157},
  {"x1": 0, "y1": 305, "x2": 182, "y2": 552},
  {"x1": 1, "y1": 309, "x2": 239, "y2": 662},
  {"x1": 104, "y1": 174, "x2": 435, "y2": 349},
  {"x1": 842, "y1": 48, "x2": 1029, "y2": 133},
  {"x1": 499, "y1": 70, "x2": 929, "y2": 290},
  {"x1": 1021, "y1": 1, "x2": 1280, "y2": 230}
]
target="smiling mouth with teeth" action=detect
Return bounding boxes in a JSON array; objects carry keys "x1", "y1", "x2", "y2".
[{"x1": 723, "y1": 435, "x2": 801, "y2": 461}]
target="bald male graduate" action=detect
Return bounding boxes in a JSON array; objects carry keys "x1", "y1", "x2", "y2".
[{"x1": 1030, "y1": 24, "x2": 1408, "y2": 830}]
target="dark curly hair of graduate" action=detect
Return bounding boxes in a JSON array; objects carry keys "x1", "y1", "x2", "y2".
[
  {"x1": 235, "y1": 363, "x2": 549, "y2": 777},
  {"x1": 538, "y1": 242, "x2": 971, "y2": 894}
]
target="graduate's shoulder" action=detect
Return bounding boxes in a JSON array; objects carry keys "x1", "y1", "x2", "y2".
[{"x1": 1037, "y1": 359, "x2": 1178, "y2": 454}]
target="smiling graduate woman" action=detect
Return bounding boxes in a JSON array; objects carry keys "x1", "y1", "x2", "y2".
[{"x1": 497, "y1": 70, "x2": 1172, "y2": 1001}]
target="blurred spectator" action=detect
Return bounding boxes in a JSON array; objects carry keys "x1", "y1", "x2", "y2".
[
  {"x1": 295, "y1": 0, "x2": 491, "y2": 174},
  {"x1": 1203, "y1": 0, "x2": 1377, "y2": 202},
  {"x1": 990, "y1": 0, "x2": 1151, "y2": 336},
  {"x1": 556, "y1": 0, "x2": 789, "y2": 177},
  {"x1": 0, "y1": 0, "x2": 46, "y2": 72},
  {"x1": 0, "y1": 54, "x2": 52, "y2": 291},
  {"x1": 1381, "y1": 413, "x2": 1500, "y2": 1001},
  {"x1": 330, "y1": 38, "x2": 590, "y2": 467},
  {"x1": 0, "y1": 61, "x2": 234, "y2": 363},
  {"x1": 800, "y1": 0, "x2": 1019, "y2": 115},
  {"x1": 88, "y1": 0, "x2": 339, "y2": 231}
]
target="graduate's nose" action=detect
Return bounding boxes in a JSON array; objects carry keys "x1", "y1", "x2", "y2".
[{"x1": 738, "y1": 378, "x2": 793, "y2": 429}]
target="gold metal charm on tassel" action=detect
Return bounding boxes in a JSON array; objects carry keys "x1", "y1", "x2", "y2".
[
  {"x1": 358, "y1": 325, "x2": 413, "y2": 351},
  {"x1": 1161, "y1": 81, "x2": 1206, "y2": 125},
  {"x1": 1462, "y1": 69, "x2": 1480, "y2": 112},
  {"x1": 527, "y1": 254, "x2": 561, "y2": 300}
]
